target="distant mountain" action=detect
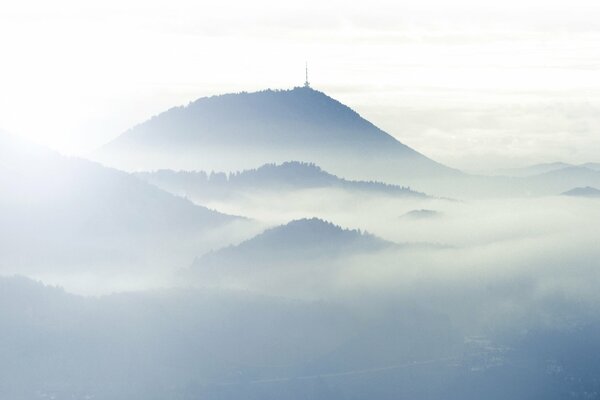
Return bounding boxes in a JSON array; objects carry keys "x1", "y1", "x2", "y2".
[
  {"x1": 529, "y1": 167, "x2": 600, "y2": 192},
  {"x1": 192, "y1": 218, "x2": 392, "y2": 270},
  {"x1": 495, "y1": 162, "x2": 573, "y2": 177},
  {"x1": 496, "y1": 162, "x2": 600, "y2": 178},
  {"x1": 580, "y1": 162, "x2": 600, "y2": 172},
  {"x1": 0, "y1": 133, "x2": 238, "y2": 275},
  {"x1": 96, "y1": 87, "x2": 456, "y2": 184},
  {"x1": 472, "y1": 165, "x2": 600, "y2": 198},
  {"x1": 136, "y1": 161, "x2": 427, "y2": 202},
  {"x1": 562, "y1": 186, "x2": 600, "y2": 198}
]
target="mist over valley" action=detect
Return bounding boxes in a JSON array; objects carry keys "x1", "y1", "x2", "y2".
[{"x1": 2, "y1": 53, "x2": 600, "y2": 399}]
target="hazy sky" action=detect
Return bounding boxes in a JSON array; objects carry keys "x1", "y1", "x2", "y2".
[{"x1": 2, "y1": 0, "x2": 600, "y2": 171}]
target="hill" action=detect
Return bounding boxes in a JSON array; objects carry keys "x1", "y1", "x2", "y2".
[
  {"x1": 192, "y1": 218, "x2": 392, "y2": 271},
  {"x1": 136, "y1": 161, "x2": 426, "y2": 201},
  {"x1": 190, "y1": 218, "x2": 395, "y2": 285},
  {"x1": 0, "y1": 133, "x2": 238, "y2": 276},
  {"x1": 96, "y1": 87, "x2": 456, "y2": 184}
]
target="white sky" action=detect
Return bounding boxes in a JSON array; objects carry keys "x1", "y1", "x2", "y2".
[{"x1": 1, "y1": 0, "x2": 600, "y2": 171}]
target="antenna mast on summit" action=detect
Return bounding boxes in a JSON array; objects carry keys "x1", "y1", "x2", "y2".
[{"x1": 304, "y1": 62, "x2": 310, "y2": 88}]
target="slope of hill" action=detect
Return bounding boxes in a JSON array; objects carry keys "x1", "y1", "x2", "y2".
[
  {"x1": 0, "y1": 133, "x2": 239, "y2": 275},
  {"x1": 5, "y1": 275, "x2": 600, "y2": 400},
  {"x1": 96, "y1": 87, "x2": 456, "y2": 183},
  {"x1": 136, "y1": 161, "x2": 426, "y2": 201},
  {"x1": 0, "y1": 275, "x2": 462, "y2": 400}
]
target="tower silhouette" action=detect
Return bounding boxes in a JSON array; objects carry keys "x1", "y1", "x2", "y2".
[{"x1": 304, "y1": 62, "x2": 310, "y2": 88}]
